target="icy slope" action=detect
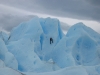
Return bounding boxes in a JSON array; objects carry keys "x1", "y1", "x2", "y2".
[
  {"x1": 51, "y1": 36, "x2": 75, "y2": 68},
  {"x1": 0, "y1": 67, "x2": 22, "y2": 75},
  {"x1": 66, "y1": 22, "x2": 100, "y2": 66},
  {"x1": 7, "y1": 17, "x2": 64, "y2": 72},
  {"x1": 7, "y1": 38, "x2": 60, "y2": 72},
  {"x1": 0, "y1": 38, "x2": 18, "y2": 70},
  {"x1": 0, "y1": 31, "x2": 9, "y2": 43},
  {"x1": 8, "y1": 17, "x2": 64, "y2": 61},
  {"x1": 24, "y1": 66, "x2": 88, "y2": 75}
]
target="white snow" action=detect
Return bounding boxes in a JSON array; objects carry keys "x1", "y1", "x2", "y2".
[
  {"x1": 24, "y1": 66, "x2": 88, "y2": 75},
  {"x1": 0, "y1": 67, "x2": 22, "y2": 75}
]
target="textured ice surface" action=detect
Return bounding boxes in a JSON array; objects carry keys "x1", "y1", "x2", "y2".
[
  {"x1": 0, "y1": 60, "x2": 5, "y2": 68},
  {"x1": 0, "y1": 67, "x2": 22, "y2": 75},
  {"x1": 24, "y1": 66, "x2": 88, "y2": 75},
  {"x1": 0, "y1": 17, "x2": 100, "y2": 75},
  {"x1": 39, "y1": 18, "x2": 64, "y2": 60},
  {"x1": 7, "y1": 38, "x2": 60, "y2": 72},
  {"x1": 0, "y1": 38, "x2": 8, "y2": 61},
  {"x1": 51, "y1": 36, "x2": 75, "y2": 68},
  {"x1": 0, "y1": 38, "x2": 18, "y2": 70},
  {"x1": 72, "y1": 34, "x2": 100, "y2": 65},
  {"x1": 8, "y1": 17, "x2": 43, "y2": 42},
  {"x1": 66, "y1": 22, "x2": 100, "y2": 66},
  {"x1": 8, "y1": 17, "x2": 64, "y2": 61},
  {"x1": 0, "y1": 31, "x2": 9, "y2": 44},
  {"x1": 4, "y1": 52, "x2": 18, "y2": 70}
]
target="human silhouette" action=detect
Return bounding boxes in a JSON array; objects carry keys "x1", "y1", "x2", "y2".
[{"x1": 50, "y1": 37, "x2": 53, "y2": 44}]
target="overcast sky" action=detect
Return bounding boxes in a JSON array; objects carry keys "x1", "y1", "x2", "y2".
[{"x1": 0, "y1": 0, "x2": 100, "y2": 34}]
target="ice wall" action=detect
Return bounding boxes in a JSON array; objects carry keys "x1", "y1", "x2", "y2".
[
  {"x1": 66, "y1": 22, "x2": 100, "y2": 66},
  {"x1": 0, "y1": 38, "x2": 18, "y2": 70},
  {"x1": 7, "y1": 17, "x2": 64, "y2": 72},
  {"x1": 0, "y1": 31, "x2": 9, "y2": 43},
  {"x1": 8, "y1": 17, "x2": 64, "y2": 61},
  {"x1": 7, "y1": 38, "x2": 60, "y2": 72},
  {"x1": 0, "y1": 17, "x2": 100, "y2": 74}
]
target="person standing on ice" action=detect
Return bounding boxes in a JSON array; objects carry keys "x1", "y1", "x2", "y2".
[{"x1": 50, "y1": 37, "x2": 53, "y2": 44}]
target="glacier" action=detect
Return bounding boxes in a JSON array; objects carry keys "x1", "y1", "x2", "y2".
[
  {"x1": 0, "y1": 17, "x2": 100, "y2": 75},
  {"x1": 0, "y1": 31, "x2": 9, "y2": 43}
]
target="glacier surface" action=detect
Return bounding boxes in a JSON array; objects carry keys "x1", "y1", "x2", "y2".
[{"x1": 0, "y1": 17, "x2": 100, "y2": 75}]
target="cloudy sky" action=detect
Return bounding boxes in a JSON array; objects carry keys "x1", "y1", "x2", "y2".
[{"x1": 0, "y1": 0, "x2": 100, "y2": 34}]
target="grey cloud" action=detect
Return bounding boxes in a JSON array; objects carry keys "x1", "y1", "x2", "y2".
[
  {"x1": 33, "y1": 0, "x2": 100, "y2": 21},
  {"x1": 87, "y1": 0, "x2": 100, "y2": 6},
  {"x1": 0, "y1": 0, "x2": 100, "y2": 21},
  {"x1": 0, "y1": 0, "x2": 100, "y2": 33},
  {"x1": 0, "y1": 13, "x2": 36, "y2": 32},
  {"x1": 0, "y1": 4, "x2": 69, "y2": 33},
  {"x1": 60, "y1": 22, "x2": 70, "y2": 31},
  {"x1": 0, "y1": 0, "x2": 40, "y2": 12}
]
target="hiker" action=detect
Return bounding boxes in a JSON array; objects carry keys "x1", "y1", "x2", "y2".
[{"x1": 50, "y1": 37, "x2": 53, "y2": 44}]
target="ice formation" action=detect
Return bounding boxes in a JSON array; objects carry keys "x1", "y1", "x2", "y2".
[
  {"x1": 0, "y1": 31, "x2": 9, "y2": 43},
  {"x1": 7, "y1": 38, "x2": 60, "y2": 72},
  {"x1": 66, "y1": 23, "x2": 100, "y2": 66},
  {"x1": 0, "y1": 17, "x2": 100, "y2": 75},
  {"x1": 0, "y1": 38, "x2": 18, "y2": 70}
]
